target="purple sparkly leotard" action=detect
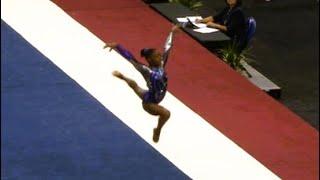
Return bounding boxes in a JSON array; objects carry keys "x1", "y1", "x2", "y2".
[{"x1": 114, "y1": 31, "x2": 174, "y2": 104}]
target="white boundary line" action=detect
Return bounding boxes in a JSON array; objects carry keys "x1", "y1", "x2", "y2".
[{"x1": 1, "y1": 1, "x2": 281, "y2": 179}]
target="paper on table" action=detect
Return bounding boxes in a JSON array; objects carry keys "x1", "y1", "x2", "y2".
[
  {"x1": 192, "y1": 22, "x2": 207, "y2": 28},
  {"x1": 186, "y1": 16, "x2": 202, "y2": 22},
  {"x1": 176, "y1": 17, "x2": 188, "y2": 23},
  {"x1": 193, "y1": 27, "x2": 219, "y2": 33},
  {"x1": 177, "y1": 16, "x2": 217, "y2": 33},
  {"x1": 176, "y1": 16, "x2": 202, "y2": 23},
  {"x1": 186, "y1": 16, "x2": 206, "y2": 28}
]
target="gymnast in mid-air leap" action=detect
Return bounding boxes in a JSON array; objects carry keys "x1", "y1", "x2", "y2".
[{"x1": 103, "y1": 24, "x2": 180, "y2": 142}]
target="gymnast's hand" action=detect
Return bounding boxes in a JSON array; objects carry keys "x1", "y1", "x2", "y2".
[
  {"x1": 171, "y1": 24, "x2": 181, "y2": 33},
  {"x1": 103, "y1": 42, "x2": 118, "y2": 52}
]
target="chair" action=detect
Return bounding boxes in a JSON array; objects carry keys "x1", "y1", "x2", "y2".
[{"x1": 246, "y1": 17, "x2": 256, "y2": 46}]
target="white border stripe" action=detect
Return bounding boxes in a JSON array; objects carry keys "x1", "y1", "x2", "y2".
[{"x1": 2, "y1": 1, "x2": 281, "y2": 179}]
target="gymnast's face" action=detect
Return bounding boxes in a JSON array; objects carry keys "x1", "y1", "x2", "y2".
[{"x1": 147, "y1": 50, "x2": 162, "y2": 67}]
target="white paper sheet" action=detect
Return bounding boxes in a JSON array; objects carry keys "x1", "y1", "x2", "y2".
[
  {"x1": 177, "y1": 16, "x2": 217, "y2": 32},
  {"x1": 185, "y1": 16, "x2": 202, "y2": 22},
  {"x1": 176, "y1": 17, "x2": 188, "y2": 23},
  {"x1": 192, "y1": 22, "x2": 207, "y2": 28},
  {"x1": 193, "y1": 27, "x2": 219, "y2": 33},
  {"x1": 176, "y1": 16, "x2": 202, "y2": 23}
]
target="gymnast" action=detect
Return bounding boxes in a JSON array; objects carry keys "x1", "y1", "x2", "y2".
[{"x1": 103, "y1": 24, "x2": 180, "y2": 142}]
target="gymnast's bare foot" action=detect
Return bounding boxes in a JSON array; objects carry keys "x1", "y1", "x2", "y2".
[
  {"x1": 112, "y1": 70, "x2": 124, "y2": 79},
  {"x1": 153, "y1": 128, "x2": 161, "y2": 143}
]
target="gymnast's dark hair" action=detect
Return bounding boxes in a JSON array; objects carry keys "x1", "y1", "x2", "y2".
[{"x1": 140, "y1": 48, "x2": 156, "y2": 59}]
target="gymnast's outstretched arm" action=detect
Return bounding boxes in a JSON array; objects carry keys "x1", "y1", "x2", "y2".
[
  {"x1": 162, "y1": 24, "x2": 180, "y2": 68},
  {"x1": 104, "y1": 43, "x2": 151, "y2": 78}
]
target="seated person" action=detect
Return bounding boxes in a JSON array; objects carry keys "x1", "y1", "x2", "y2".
[{"x1": 196, "y1": 0, "x2": 247, "y2": 53}]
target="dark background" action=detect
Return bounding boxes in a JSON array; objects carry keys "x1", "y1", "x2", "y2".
[{"x1": 193, "y1": 0, "x2": 319, "y2": 130}]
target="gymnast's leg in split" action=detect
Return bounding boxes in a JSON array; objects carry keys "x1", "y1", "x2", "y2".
[{"x1": 112, "y1": 70, "x2": 170, "y2": 143}]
